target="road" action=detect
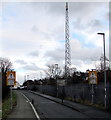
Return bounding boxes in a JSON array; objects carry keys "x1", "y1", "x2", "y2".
[{"x1": 21, "y1": 90, "x2": 91, "y2": 119}]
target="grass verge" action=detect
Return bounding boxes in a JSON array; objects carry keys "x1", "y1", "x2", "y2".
[{"x1": 2, "y1": 91, "x2": 17, "y2": 119}]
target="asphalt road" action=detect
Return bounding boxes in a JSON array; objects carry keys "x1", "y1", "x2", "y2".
[{"x1": 21, "y1": 90, "x2": 91, "y2": 119}]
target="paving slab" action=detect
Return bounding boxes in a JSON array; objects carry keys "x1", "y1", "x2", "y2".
[{"x1": 7, "y1": 91, "x2": 36, "y2": 119}]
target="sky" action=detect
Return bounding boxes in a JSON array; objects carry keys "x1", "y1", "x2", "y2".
[{"x1": 0, "y1": 0, "x2": 110, "y2": 85}]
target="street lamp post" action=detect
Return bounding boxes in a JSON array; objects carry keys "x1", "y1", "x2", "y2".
[
  {"x1": 55, "y1": 64, "x2": 58, "y2": 98},
  {"x1": 97, "y1": 33, "x2": 107, "y2": 108}
]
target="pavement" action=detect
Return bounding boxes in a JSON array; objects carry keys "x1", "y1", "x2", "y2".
[
  {"x1": 7, "y1": 91, "x2": 37, "y2": 119},
  {"x1": 30, "y1": 90, "x2": 111, "y2": 119}
]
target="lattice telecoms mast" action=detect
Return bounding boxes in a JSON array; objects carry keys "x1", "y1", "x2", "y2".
[{"x1": 65, "y1": 2, "x2": 71, "y2": 80}]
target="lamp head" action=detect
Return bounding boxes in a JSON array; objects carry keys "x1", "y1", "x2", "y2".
[{"x1": 97, "y1": 33, "x2": 105, "y2": 35}]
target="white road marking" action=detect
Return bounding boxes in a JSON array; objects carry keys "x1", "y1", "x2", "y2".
[{"x1": 21, "y1": 92, "x2": 40, "y2": 120}]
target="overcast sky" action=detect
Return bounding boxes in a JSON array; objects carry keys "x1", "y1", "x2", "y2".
[{"x1": 0, "y1": 1, "x2": 109, "y2": 84}]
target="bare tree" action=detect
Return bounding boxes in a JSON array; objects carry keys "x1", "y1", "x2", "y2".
[
  {"x1": 70, "y1": 67, "x2": 77, "y2": 77},
  {"x1": 0, "y1": 57, "x2": 12, "y2": 73},
  {"x1": 45, "y1": 64, "x2": 62, "y2": 79},
  {"x1": 45, "y1": 64, "x2": 55, "y2": 79},
  {"x1": 95, "y1": 55, "x2": 110, "y2": 71},
  {"x1": 0, "y1": 57, "x2": 13, "y2": 99},
  {"x1": 57, "y1": 66, "x2": 62, "y2": 78}
]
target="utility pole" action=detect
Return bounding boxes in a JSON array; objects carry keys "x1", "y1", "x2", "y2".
[
  {"x1": 65, "y1": 2, "x2": 71, "y2": 82},
  {"x1": 97, "y1": 33, "x2": 107, "y2": 108},
  {"x1": 55, "y1": 64, "x2": 58, "y2": 97}
]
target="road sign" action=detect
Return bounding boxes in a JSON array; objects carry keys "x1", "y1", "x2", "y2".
[
  {"x1": 6, "y1": 71, "x2": 16, "y2": 86},
  {"x1": 88, "y1": 71, "x2": 98, "y2": 84},
  {"x1": 57, "y1": 79, "x2": 66, "y2": 86}
]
